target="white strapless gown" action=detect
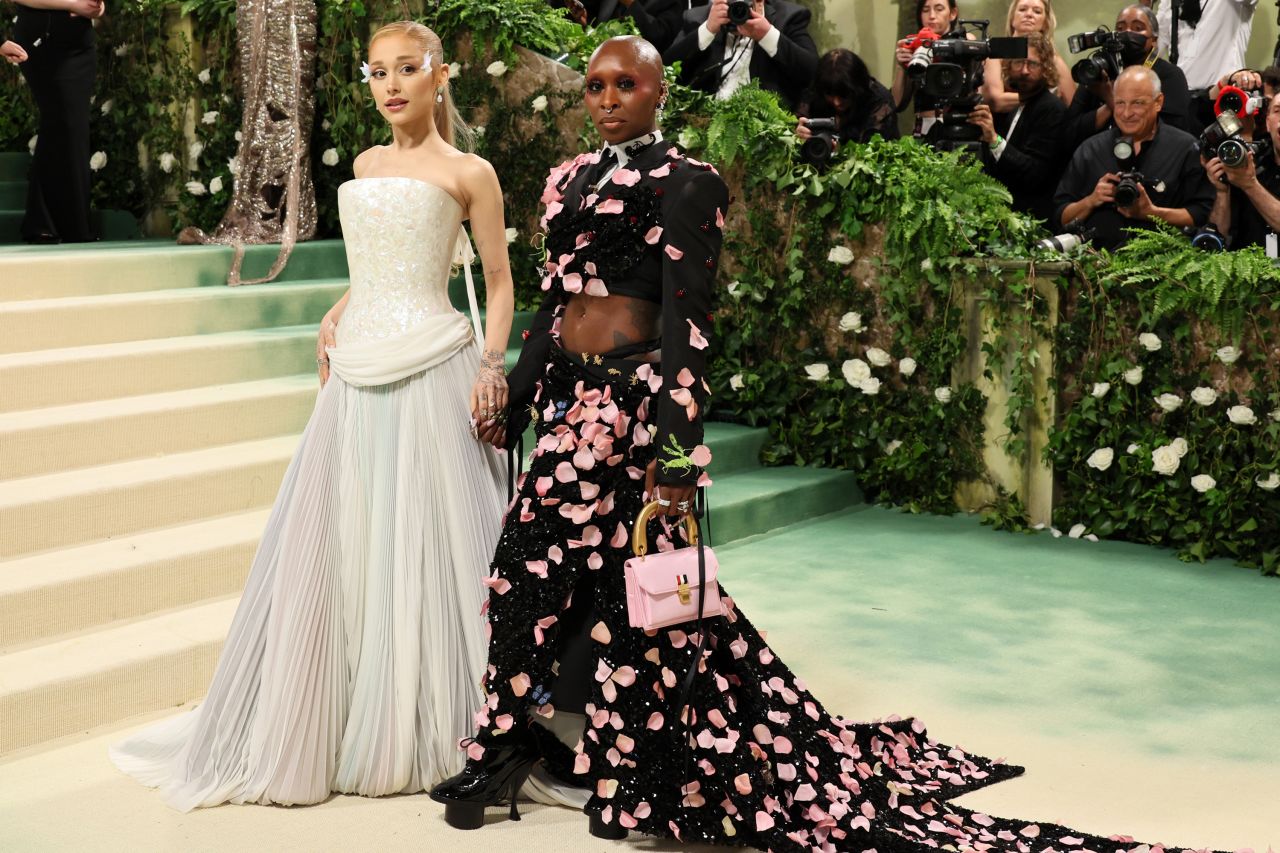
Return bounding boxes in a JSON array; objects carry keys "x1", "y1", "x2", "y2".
[{"x1": 110, "y1": 177, "x2": 506, "y2": 810}]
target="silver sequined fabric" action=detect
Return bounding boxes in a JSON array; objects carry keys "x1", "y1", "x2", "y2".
[{"x1": 336, "y1": 178, "x2": 464, "y2": 346}]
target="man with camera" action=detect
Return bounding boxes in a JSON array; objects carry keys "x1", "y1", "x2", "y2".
[
  {"x1": 1054, "y1": 65, "x2": 1214, "y2": 249},
  {"x1": 966, "y1": 33, "x2": 1066, "y2": 223},
  {"x1": 553, "y1": 0, "x2": 690, "y2": 51},
  {"x1": 1202, "y1": 94, "x2": 1280, "y2": 249},
  {"x1": 663, "y1": 0, "x2": 819, "y2": 110},
  {"x1": 1155, "y1": 0, "x2": 1257, "y2": 93},
  {"x1": 1064, "y1": 4, "x2": 1193, "y2": 151}
]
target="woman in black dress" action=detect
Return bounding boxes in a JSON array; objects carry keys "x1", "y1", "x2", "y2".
[
  {"x1": 430, "y1": 34, "x2": 1231, "y2": 853},
  {"x1": 10, "y1": 0, "x2": 102, "y2": 243}
]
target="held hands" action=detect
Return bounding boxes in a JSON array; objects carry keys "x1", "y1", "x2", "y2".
[
  {"x1": 645, "y1": 460, "x2": 696, "y2": 518},
  {"x1": 315, "y1": 311, "x2": 340, "y2": 386},
  {"x1": 1, "y1": 40, "x2": 27, "y2": 65},
  {"x1": 470, "y1": 350, "x2": 509, "y2": 448},
  {"x1": 967, "y1": 104, "x2": 997, "y2": 145}
]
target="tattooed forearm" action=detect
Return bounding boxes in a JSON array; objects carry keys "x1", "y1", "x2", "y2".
[{"x1": 480, "y1": 349, "x2": 506, "y2": 372}]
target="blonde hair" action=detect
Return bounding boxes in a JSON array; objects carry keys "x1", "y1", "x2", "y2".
[
  {"x1": 1005, "y1": 0, "x2": 1057, "y2": 38},
  {"x1": 369, "y1": 21, "x2": 474, "y2": 151}
]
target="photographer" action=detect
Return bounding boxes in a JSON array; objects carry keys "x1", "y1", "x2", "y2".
[
  {"x1": 968, "y1": 33, "x2": 1066, "y2": 222},
  {"x1": 1156, "y1": 0, "x2": 1257, "y2": 92},
  {"x1": 557, "y1": 0, "x2": 688, "y2": 53},
  {"x1": 1203, "y1": 95, "x2": 1280, "y2": 249},
  {"x1": 1064, "y1": 4, "x2": 1192, "y2": 152},
  {"x1": 795, "y1": 49, "x2": 899, "y2": 151},
  {"x1": 1054, "y1": 66, "x2": 1214, "y2": 249},
  {"x1": 891, "y1": 0, "x2": 964, "y2": 138},
  {"x1": 664, "y1": 0, "x2": 819, "y2": 110}
]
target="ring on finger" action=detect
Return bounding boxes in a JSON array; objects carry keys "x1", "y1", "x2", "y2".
[
  {"x1": 657, "y1": 498, "x2": 672, "y2": 507},
  {"x1": 677, "y1": 501, "x2": 690, "y2": 512}
]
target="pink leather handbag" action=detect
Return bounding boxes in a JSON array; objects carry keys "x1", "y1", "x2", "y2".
[{"x1": 624, "y1": 501, "x2": 722, "y2": 631}]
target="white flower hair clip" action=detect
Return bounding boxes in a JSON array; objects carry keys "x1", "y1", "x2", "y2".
[
  {"x1": 422, "y1": 52, "x2": 433, "y2": 74},
  {"x1": 360, "y1": 61, "x2": 372, "y2": 83}
]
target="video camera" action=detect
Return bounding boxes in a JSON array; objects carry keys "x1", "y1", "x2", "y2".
[
  {"x1": 1066, "y1": 27, "x2": 1148, "y2": 87},
  {"x1": 899, "y1": 20, "x2": 1026, "y2": 154}
]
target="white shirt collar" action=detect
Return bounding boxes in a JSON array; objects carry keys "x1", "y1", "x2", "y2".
[{"x1": 605, "y1": 130, "x2": 664, "y2": 168}]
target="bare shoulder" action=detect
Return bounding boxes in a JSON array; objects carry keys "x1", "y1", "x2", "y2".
[
  {"x1": 453, "y1": 151, "x2": 502, "y2": 196},
  {"x1": 352, "y1": 145, "x2": 386, "y2": 178}
]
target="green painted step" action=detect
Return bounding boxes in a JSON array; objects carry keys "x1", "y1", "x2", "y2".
[
  {"x1": 0, "y1": 153, "x2": 28, "y2": 182},
  {"x1": 0, "y1": 240, "x2": 351, "y2": 301},
  {"x1": 0, "y1": 181, "x2": 23, "y2": 208},
  {"x1": 0, "y1": 209, "x2": 139, "y2": 244},
  {"x1": 707, "y1": 466, "x2": 863, "y2": 545}
]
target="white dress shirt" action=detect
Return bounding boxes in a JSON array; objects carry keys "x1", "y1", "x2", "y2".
[
  {"x1": 696, "y1": 20, "x2": 781, "y2": 100},
  {"x1": 1156, "y1": 0, "x2": 1257, "y2": 91}
]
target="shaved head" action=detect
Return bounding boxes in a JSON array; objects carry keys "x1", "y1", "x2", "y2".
[{"x1": 589, "y1": 35, "x2": 663, "y2": 84}]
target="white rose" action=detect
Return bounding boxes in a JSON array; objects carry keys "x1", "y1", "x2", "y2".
[
  {"x1": 1127, "y1": 443, "x2": 1140, "y2": 454},
  {"x1": 804, "y1": 364, "x2": 830, "y2": 382},
  {"x1": 1190, "y1": 474, "x2": 1216, "y2": 493},
  {"x1": 448, "y1": 61, "x2": 462, "y2": 78},
  {"x1": 865, "y1": 347, "x2": 891, "y2": 368},
  {"x1": 1227, "y1": 405, "x2": 1257, "y2": 425},
  {"x1": 321, "y1": 119, "x2": 331, "y2": 131},
  {"x1": 88, "y1": 151, "x2": 107, "y2": 171},
  {"x1": 934, "y1": 386, "x2": 953, "y2": 404},
  {"x1": 1092, "y1": 382, "x2": 1110, "y2": 398},
  {"x1": 201, "y1": 110, "x2": 219, "y2": 125},
  {"x1": 1068, "y1": 523, "x2": 1087, "y2": 539},
  {"x1": 28, "y1": 135, "x2": 37, "y2": 155},
  {"x1": 1123, "y1": 365, "x2": 1144, "y2": 385},
  {"x1": 1256, "y1": 472, "x2": 1280, "y2": 491},
  {"x1": 227, "y1": 156, "x2": 240, "y2": 176},
  {"x1": 1086, "y1": 447, "x2": 1114, "y2": 472},
  {"x1": 677, "y1": 128, "x2": 697, "y2": 149},
  {"x1": 504, "y1": 227, "x2": 518, "y2": 244},
  {"x1": 1190, "y1": 386, "x2": 1217, "y2": 406},
  {"x1": 474, "y1": 125, "x2": 486, "y2": 136},
  {"x1": 920, "y1": 257, "x2": 934, "y2": 272},
  {"x1": 1151, "y1": 444, "x2": 1181, "y2": 476},
  {"x1": 208, "y1": 175, "x2": 223, "y2": 194},
  {"x1": 858, "y1": 377, "x2": 881, "y2": 396},
  {"x1": 1155, "y1": 393, "x2": 1183, "y2": 413},
  {"x1": 1216, "y1": 345, "x2": 1241, "y2": 365},
  {"x1": 158, "y1": 152, "x2": 176, "y2": 173},
  {"x1": 188, "y1": 140, "x2": 204, "y2": 164},
  {"x1": 194, "y1": 67, "x2": 209, "y2": 83},
  {"x1": 234, "y1": 130, "x2": 243, "y2": 142},
  {"x1": 837, "y1": 311, "x2": 864, "y2": 333},
  {"x1": 1271, "y1": 408, "x2": 1280, "y2": 422},
  {"x1": 185, "y1": 180, "x2": 207, "y2": 196},
  {"x1": 486, "y1": 60, "x2": 508, "y2": 77},
  {"x1": 841, "y1": 358, "x2": 871, "y2": 386},
  {"x1": 729, "y1": 373, "x2": 744, "y2": 391},
  {"x1": 113, "y1": 43, "x2": 130, "y2": 57},
  {"x1": 1170, "y1": 437, "x2": 1188, "y2": 458},
  {"x1": 827, "y1": 245, "x2": 855, "y2": 265},
  {"x1": 531, "y1": 94, "x2": 548, "y2": 112},
  {"x1": 885, "y1": 440, "x2": 903, "y2": 455},
  {"x1": 100, "y1": 99, "x2": 113, "y2": 116},
  {"x1": 321, "y1": 148, "x2": 339, "y2": 167},
  {"x1": 898, "y1": 357, "x2": 917, "y2": 377},
  {"x1": 1138, "y1": 332, "x2": 1161, "y2": 352},
  {"x1": 726, "y1": 280, "x2": 741, "y2": 298}
]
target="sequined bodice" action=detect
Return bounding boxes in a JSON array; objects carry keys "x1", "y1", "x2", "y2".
[{"x1": 336, "y1": 177, "x2": 464, "y2": 346}]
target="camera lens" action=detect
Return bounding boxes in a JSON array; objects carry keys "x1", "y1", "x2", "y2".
[
  {"x1": 1114, "y1": 176, "x2": 1140, "y2": 207},
  {"x1": 1191, "y1": 225, "x2": 1226, "y2": 251},
  {"x1": 1072, "y1": 54, "x2": 1106, "y2": 86},
  {"x1": 727, "y1": 0, "x2": 751, "y2": 25},
  {"x1": 1218, "y1": 138, "x2": 1248, "y2": 168},
  {"x1": 924, "y1": 63, "x2": 965, "y2": 99}
]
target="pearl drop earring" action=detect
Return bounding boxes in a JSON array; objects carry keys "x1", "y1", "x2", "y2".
[{"x1": 436, "y1": 89, "x2": 444, "y2": 104}]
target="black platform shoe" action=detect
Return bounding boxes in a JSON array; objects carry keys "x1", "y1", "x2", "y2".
[
  {"x1": 429, "y1": 736, "x2": 539, "y2": 830},
  {"x1": 588, "y1": 811, "x2": 629, "y2": 840}
]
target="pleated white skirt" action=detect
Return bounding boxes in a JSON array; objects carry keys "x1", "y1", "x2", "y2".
[{"x1": 110, "y1": 343, "x2": 505, "y2": 811}]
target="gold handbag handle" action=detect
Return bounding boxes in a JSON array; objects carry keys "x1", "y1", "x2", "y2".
[{"x1": 632, "y1": 500, "x2": 700, "y2": 557}]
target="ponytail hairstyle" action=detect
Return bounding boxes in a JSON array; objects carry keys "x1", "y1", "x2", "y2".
[{"x1": 369, "y1": 21, "x2": 474, "y2": 152}]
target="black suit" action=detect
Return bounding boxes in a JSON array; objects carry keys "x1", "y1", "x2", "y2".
[
  {"x1": 981, "y1": 86, "x2": 1067, "y2": 223},
  {"x1": 663, "y1": 0, "x2": 818, "y2": 110},
  {"x1": 584, "y1": 0, "x2": 692, "y2": 52}
]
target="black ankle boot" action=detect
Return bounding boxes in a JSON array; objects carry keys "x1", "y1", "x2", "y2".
[
  {"x1": 588, "y1": 811, "x2": 629, "y2": 840},
  {"x1": 429, "y1": 735, "x2": 539, "y2": 830}
]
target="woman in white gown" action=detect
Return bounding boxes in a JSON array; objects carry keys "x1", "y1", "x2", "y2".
[{"x1": 110, "y1": 21, "x2": 518, "y2": 810}]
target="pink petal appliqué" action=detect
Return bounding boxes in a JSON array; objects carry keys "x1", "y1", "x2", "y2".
[
  {"x1": 596, "y1": 198, "x2": 624, "y2": 214},
  {"x1": 687, "y1": 320, "x2": 709, "y2": 350},
  {"x1": 664, "y1": 244, "x2": 684, "y2": 261},
  {"x1": 645, "y1": 226, "x2": 663, "y2": 244},
  {"x1": 611, "y1": 168, "x2": 642, "y2": 187}
]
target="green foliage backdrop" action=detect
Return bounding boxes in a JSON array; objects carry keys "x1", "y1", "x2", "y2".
[{"x1": 1, "y1": 0, "x2": 1275, "y2": 574}]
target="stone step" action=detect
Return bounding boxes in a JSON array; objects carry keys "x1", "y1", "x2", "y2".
[
  {"x1": 0, "y1": 180, "x2": 23, "y2": 208},
  {"x1": 0, "y1": 324, "x2": 321, "y2": 413},
  {"x1": 0, "y1": 240, "x2": 350, "y2": 302},
  {"x1": 0, "y1": 455, "x2": 851, "y2": 756},
  {"x1": 0, "y1": 152, "x2": 29, "y2": 182},
  {"x1": 0, "y1": 280, "x2": 350, "y2": 354},
  {"x1": 0, "y1": 435, "x2": 297, "y2": 560},
  {"x1": 0, "y1": 374, "x2": 318, "y2": 481}
]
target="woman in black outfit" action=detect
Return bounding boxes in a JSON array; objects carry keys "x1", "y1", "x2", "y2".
[
  {"x1": 795, "y1": 49, "x2": 900, "y2": 149},
  {"x1": 10, "y1": 0, "x2": 102, "y2": 243}
]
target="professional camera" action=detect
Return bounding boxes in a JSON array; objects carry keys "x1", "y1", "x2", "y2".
[
  {"x1": 1215, "y1": 85, "x2": 1266, "y2": 118},
  {"x1": 799, "y1": 117, "x2": 839, "y2": 167},
  {"x1": 727, "y1": 0, "x2": 751, "y2": 26},
  {"x1": 1037, "y1": 225, "x2": 1095, "y2": 254},
  {"x1": 1189, "y1": 223, "x2": 1227, "y2": 251},
  {"x1": 1199, "y1": 112, "x2": 1271, "y2": 168},
  {"x1": 901, "y1": 20, "x2": 1025, "y2": 154},
  {"x1": 1066, "y1": 27, "x2": 1148, "y2": 87},
  {"x1": 1111, "y1": 135, "x2": 1145, "y2": 208}
]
